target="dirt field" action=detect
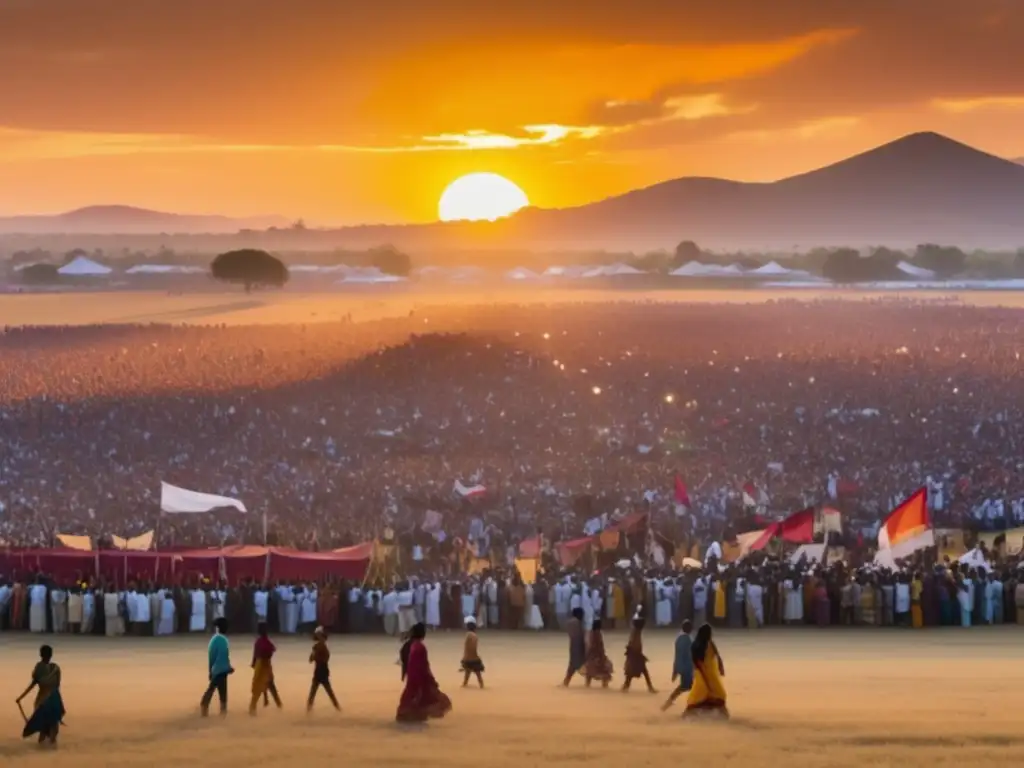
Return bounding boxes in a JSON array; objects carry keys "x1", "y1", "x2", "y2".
[
  {"x1": 0, "y1": 287, "x2": 1019, "y2": 327},
  {"x1": 1, "y1": 628, "x2": 1021, "y2": 766}
]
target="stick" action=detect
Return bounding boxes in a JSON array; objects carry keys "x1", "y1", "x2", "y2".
[{"x1": 16, "y1": 699, "x2": 27, "y2": 723}]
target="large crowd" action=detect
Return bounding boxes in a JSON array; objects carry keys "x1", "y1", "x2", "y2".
[{"x1": 2, "y1": 297, "x2": 1024, "y2": 598}]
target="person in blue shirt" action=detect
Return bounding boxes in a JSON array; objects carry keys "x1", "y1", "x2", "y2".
[
  {"x1": 200, "y1": 618, "x2": 233, "y2": 717},
  {"x1": 661, "y1": 619, "x2": 693, "y2": 711}
]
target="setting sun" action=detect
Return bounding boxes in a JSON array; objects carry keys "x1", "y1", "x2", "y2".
[{"x1": 438, "y1": 173, "x2": 529, "y2": 222}]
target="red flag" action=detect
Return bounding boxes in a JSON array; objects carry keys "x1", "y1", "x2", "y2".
[
  {"x1": 777, "y1": 508, "x2": 815, "y2": 543},
  {"x1": 674, "y1": 476, "x2": 691, "y2": 507},
  {"x1": 741, "y1": 481, "x2": 758, "y2": 507}
]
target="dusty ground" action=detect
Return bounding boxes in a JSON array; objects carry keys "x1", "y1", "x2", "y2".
[
  {"x1": 0, "y1": 287, "x2": 1017, "y2": 327},
  {"x1": 1, "y1": 628, "x2": 1021, "y2": 766}
]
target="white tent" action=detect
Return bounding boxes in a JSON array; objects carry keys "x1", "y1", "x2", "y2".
[
  {"x1": 543, "y1": 265, "x2": 591, "y2": 278},
  {"x1": 125, "y1": 264, "x2": 206, "y2": 274},
  {"x1": 603, "y1": 262, "x2": 645, "y2": 276},
  {"x1": 58, "y1": 256, "x2": 112, "y2": 276},
  {"x1": 669, "y1": 261, "x2": 717, "y2": 276},
  {"x1": 505, "y1": 267, "x2": 540, "y2": 281},
  {"x1": 897, "y1": 261, "x2": 936, "y2": 279},
  {"x1": 751, "y1": 261, "x2": 792, "y2": 276}
]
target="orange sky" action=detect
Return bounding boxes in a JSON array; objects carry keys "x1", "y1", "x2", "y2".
[{"x1": 1, "y1": 0, "x2": 1024, "y2": 224}]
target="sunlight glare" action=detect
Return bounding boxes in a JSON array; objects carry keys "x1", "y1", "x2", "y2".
[{"x1": 438, "y1": 173, "x2": 529, "y2": 222}]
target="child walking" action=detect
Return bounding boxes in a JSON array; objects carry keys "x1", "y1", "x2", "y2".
[
  {"x1": 661, "y1": 619, "x2": 694, "y2": 710},
  {"x1": 307, "y1": 627, "x2": 341, "y2": 713},
  {"x1": 460, "y1": 616, "x2": 485, "y2": 688},
  {"x1": 622, "y1": 611, "x2": 657, "y2": 693}
]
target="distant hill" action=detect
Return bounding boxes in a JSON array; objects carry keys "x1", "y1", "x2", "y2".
[
  {"x1": 319, "y1": 132, "x2": 1024, "y2": 251},
  {"x1": 0, "y1": 205, "x2": 289, "y2": 235}
]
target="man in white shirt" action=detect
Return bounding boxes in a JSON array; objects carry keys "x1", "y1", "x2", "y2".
[
  {"x1": 692, "y1": 577, "x2": 708, "y2": 628},
  {"x1": 29, "y1": 581, "x2": 48, "y2": 634},
  {"x1": 300, "y1": 584, "x2": 318, "y2": 632},
  {"x1": 50, "y1": 586, "x2": 68, "y2": 634},
  {"x1": 254, "y1": 587, "x2": 269, "y2": 627},
  {"x1": 382, "y1": 588, "x2": 399, "y2": 636},
  {"x1": 397, "y1": 583, "x2": 416, "y2": 635}
]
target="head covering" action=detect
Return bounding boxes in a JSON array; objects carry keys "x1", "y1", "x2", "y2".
[
  {"x1": 314, "y1": 626, "x2": 326, "y2": 639},
  {"x1": 464, "y1": 615, "x2": 477, "y2": 627}
]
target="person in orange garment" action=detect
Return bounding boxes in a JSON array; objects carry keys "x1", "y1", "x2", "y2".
[
  {"x1": 249, "y1": 622, "x2": 282, "y2": 714},
  {"x1": 396, "y1": 622, "x2": 452, "y2": 723}
]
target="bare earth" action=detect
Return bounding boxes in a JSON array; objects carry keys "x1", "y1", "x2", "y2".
[
  {"x1": 0, "y1": 629, "x2": 1021, "y2": 767},
  {"x1": 0, "y1": 288, "x2": 1021, "y2": 327}
]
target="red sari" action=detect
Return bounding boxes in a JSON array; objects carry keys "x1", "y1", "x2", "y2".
[{"x1": 396, "y1": 640, "x2": 452, "y2": 722}]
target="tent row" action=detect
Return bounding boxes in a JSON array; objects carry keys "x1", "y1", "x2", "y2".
[{"x1": 0, "y1": 543, "x2": 373, "y2": 586}]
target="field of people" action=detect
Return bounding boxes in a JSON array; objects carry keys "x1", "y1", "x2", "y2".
[
  {"x1": 1, "y1": 287, "x2": 1023, "y2": 327},
  {"x1": 0, "y1": 629, "x2": 1021, "y2": 766}
]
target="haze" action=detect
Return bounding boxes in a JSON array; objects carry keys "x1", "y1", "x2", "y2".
[{"x1": 3, "y1": 0, "x2": 1024, "y2": 225}]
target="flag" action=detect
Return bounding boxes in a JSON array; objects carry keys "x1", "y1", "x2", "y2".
[
  {"x1": 674, "y1": 476, "x2": 691, "y2": 507},
  {"x1": 876, "y1": 487, "x2": 933, "y2": 564},
  {"x1": 776, "y1": 508, "x2": 815, "y2": 544},
  {"x1": 741, "y1": 481, "x2": 763, "y2": 508},
  {"x1": 736, "y1": 528, "x2": 774, "y2": 555},
  {"x1": 111, "y1": 530, "x2": 155, "y2": 551},
  {"x1": 56, "y1": 533, "x2": 92, "y2": 551},
  {"x1": 160, "y1": 482, "x2": 246, "y2": 514},
  {"x1": 453, "y1": 480, "x2": 487, "y2": 499},
  {"x1": 816, "y1": 507, "x2": 843, "y2": 535},
  {"x1": 518, "y1": 535, "x2": 542, "y2": 559}
]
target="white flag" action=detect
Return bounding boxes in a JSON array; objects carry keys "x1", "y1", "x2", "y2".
[{"x1": 160, "y1": 482, "x2": 246, "y2": 514}]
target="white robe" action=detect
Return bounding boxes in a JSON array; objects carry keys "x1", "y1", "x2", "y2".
[
  {"x1": 158, "y1": 591, "x2": 176, "y2": 635},
  {"x1": 784, "y1": 580, "x2": 803, "y2": 622},
  {"x1": 460, "y1": 586, "x2": 475, "y2": 621},
  {"x1": 104, "y1": 591, "x2": 124, "y2": 636},
  {"x1": 655, "y1": 581, "x2": 672, "y2": 627},
  {"x1": 29, "y1": 585, "x2": 47, "y2": 633},
  {"x1": 300, "y1": 589, "x2": 318, "y2": 625},
  {"x1": 285, "y1": 593, "x2": 299, "y2": 634},
  {"x1": 135, "y1": 592, "x2": 151, "y2": 624},
  {"x1": 190, "y1": 590, "x2": 207, "y2": 632},
  {"x1": 425, "y1": 584, "x2": 441, "y2": 628}
]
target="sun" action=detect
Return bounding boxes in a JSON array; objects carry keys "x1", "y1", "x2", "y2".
[{"x1": 438, "y1": 173, "x2": 529, "y2": 222}]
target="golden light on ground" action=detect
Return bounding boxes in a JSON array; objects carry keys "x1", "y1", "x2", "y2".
[{"x1": 438, "y1": 173, "x2": 529, "y2": 222}]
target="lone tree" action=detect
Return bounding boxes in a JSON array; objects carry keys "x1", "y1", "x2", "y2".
[
  {"x1": 210, "y1": 249, "x2": 289, "y2": 292},
  {"x1": 368, "y1": 244, "x2": 412, "y2": 276},
  {"x1": 913, "y1": 243, "x2": 966, "y2": 277},
  {"x1": 672, "y1": 240, "x2": 702, "y2": 268},
  {"x1": 20, "y1": 263, "x2": 61, "y2": 285}
]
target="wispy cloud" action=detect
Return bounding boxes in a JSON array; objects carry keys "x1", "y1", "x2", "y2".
[
  {"x1": 725, "y1": 115, "x2": 861, "y2": 143},
  {"x1": 419, "y1": 124, "x2": 604, "y2": 150},
  {"x1": 931, "y1": 95, "x2": 1024, "y2": 113}
]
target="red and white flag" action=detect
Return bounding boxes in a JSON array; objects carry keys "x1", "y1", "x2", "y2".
[
  {"x1": 454, "y1": 480, "x2": 487, "y2": 499},
  {"x1": 741, "y1": 481, "x2": 758, "y2": 508}
]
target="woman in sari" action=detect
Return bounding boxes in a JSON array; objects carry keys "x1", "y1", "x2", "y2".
[
  {"x1": 683, "y1": 624, "x2": 728, "y2": 719},
  {"x1": 17, "y1": 644, "x2": 66, "y2": 747},
  {"x1": 249, "y1": 622, "x2": 282, "y2": 714},
  {"x1": 396, "y1": 623, "x2": 452, "y2": 722},
  {"x1": 580, "y1": 619, "x2": 613, "y2": 688}
]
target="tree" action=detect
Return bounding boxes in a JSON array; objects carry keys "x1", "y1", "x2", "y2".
[
  {"x1": 20, "y1": 263, "x2": 60, "y2": 285},
  {"x1": 913, "y1": 243, "x2": 966, "y2": 277},
  {"x1": 369, "y1": 244, "x2": 411, "y2": 276},
  {"x1": 210, "y1": 249, "x2": 288, "y2": 292},
  {"x1": 672, "y1": 240, "x2": 702, "y2": 267}
]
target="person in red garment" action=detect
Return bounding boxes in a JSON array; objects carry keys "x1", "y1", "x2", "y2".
[{"x1": 395, "y1": 622, "x2": 452, "y2": 723}]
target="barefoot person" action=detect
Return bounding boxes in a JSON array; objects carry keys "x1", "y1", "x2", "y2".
[
  {"x1": 581, "y1": 619, "x2": 613, "y2": 688},
  {"x1": 460, "y1": 616, "x2": 485, "y2": 688},
  {"x1": 683, "y1": 623, "x2": 728, "y2": 719},
  {"x1": 396, "y1": 622, "x2": 452, "y2": 722},
  {"x1": 249, "y1": 621, "x2": 282, "y2": 714},
  {"x1": 622, "y1": 611, "x2": 657, "y2": 693},
  {"x1": 562, "y1": 607, "x2": 586, "y2": 687},
  {"x1": 307, "y1": 627, "x2": 341, "y2": 712},
  {"x1": 16, "y1": 644, "x2": 66, "y2": 748},
  {"x1": 661, "y1": 619, "x2": 694, "y2": 711},
  {"x1": 200, "y1": 618, "x2": 233, "y2": 717}
]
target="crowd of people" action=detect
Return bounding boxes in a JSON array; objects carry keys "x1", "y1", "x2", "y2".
[{"x1": 2, "y1": 297, "x2": 1024, "y2": 607}]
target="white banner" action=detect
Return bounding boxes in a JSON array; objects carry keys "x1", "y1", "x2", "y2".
[
  {"x1": 111, "y1": 530, "x2": 155, "y2": 551},
  {"x1": 160, "y1": 482, "x2": 246, "y2": 514}
]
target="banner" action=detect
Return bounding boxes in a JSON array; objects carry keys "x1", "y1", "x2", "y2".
[
  {"x1": 56, "y1": 533, "x2": 92, "y2": 551},
  {"x1": 160, "y1": 482, "x2": 246, "y2": 514},
  {"x1": 514, "y1": 557, "x2": 538, "y2": 584},
  {"x1": 111, "y1": 530, "x2": 155, "y2": 551}
]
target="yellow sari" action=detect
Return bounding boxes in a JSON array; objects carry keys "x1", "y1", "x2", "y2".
[
  {"x1": 686, "y1": 642, "x2": 727, "y2": 713},
  {"x1": 713, "y1": 583, "x2": 727, "y2": 620},
  {"x1": 251, "y1": 658, "x2": 272, "y2": 696}
]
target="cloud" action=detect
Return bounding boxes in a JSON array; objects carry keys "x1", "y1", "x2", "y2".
[
  {"x1": 931, "y1": 96, "x2": 1024, "y2": 113},
  {"x1": 419, "y1": 125, "x2": 605, "y2": 151},
  {"x1": 724, "y1": 116, "x2": 862, "y2": 143}
]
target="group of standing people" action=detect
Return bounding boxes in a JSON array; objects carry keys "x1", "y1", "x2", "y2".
[{"x1": 563, "y1": 607, "x2": 729, "y2": 718}]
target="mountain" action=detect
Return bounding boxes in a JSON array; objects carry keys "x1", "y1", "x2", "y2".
[
  {"x1": 0, "y1": 205, "x2": 289, "y2": 235},
  {"x1": 321, "y1": 132, "x2": 1024, "y2": 251}
]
